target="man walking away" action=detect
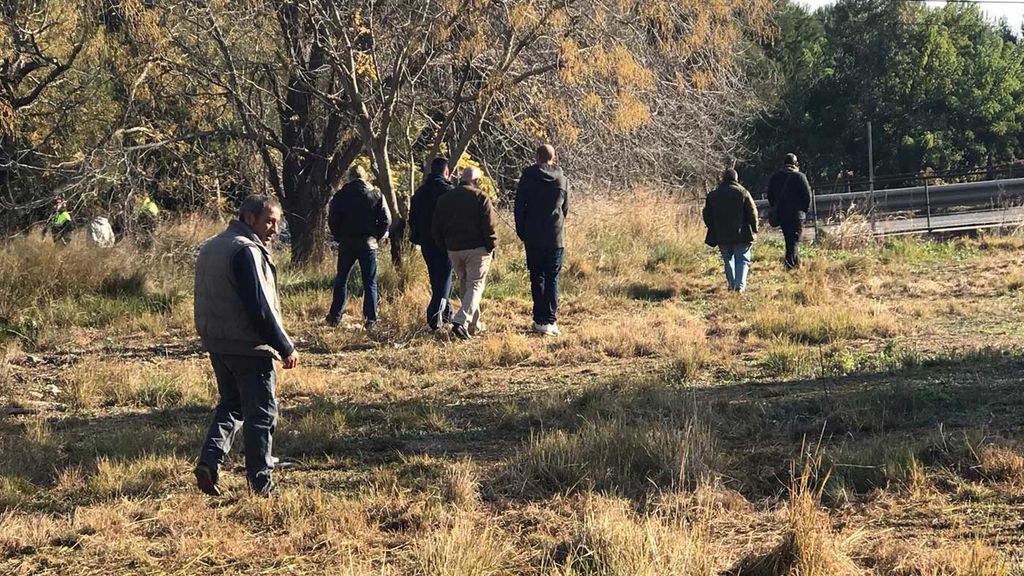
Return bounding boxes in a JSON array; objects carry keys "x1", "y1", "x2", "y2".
[
  {"x1": 431, "y1": 166, "x2": 498, "y2": 340},
  {"x1": 703, "y1": 169, "x2": 759, "y2": 292},
  {"x1": 326, "y1": 165, "x2": 392, "y2": 330},
  {"x1": 409, "y1": 157, "x2": 455, "y2": 332},
  {"x1": 514, "y1": 144, "x2": 569, "y2": 336},
  {"x1": 194, "y1": 195, "x2": 299, "y2": 497},
  {"x1": 766, "y1": 153, "x2": 812, "y2": 270}
]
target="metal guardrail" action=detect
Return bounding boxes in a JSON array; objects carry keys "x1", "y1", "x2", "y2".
[{"x1": 753, "y1": 177, "x2": 1024, "y2": 234}]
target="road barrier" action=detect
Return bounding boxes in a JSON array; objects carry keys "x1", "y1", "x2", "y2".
[{"x1": 754, "y1": 177, "x2": 1024, "y2": 235}]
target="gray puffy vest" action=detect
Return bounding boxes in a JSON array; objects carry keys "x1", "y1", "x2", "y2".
[{"x1": 194, "y1": 221, "x2": 286, "y2": 359}]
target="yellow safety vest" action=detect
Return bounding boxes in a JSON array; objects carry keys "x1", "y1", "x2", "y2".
[{"x1": 142, "y1": 198, "x2": 160, "y2": 217}]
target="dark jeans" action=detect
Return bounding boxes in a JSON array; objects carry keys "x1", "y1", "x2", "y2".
[
  {"x1": 199, "y1": 353, "x2": 277, "y2": 493},
  {"x1": 421, "y1": 243, "x2": 453, "y2": 329},
  {"x1": 327, "y1": 245, "x2": 378, "y2": 325},
  {"x1": 526, "y1": 247, "x2": 564, "y2": 325},
  {"x1": 781, "y1": 220, "x2": 803, "y2": 269}
]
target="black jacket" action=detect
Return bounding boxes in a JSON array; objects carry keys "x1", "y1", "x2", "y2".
[
  {"x1": 409, "y1": 172, "x2": 453, "y2": 248},
  {"x1": 766, "y1": 166, "x2": 812, "y2": 223},
  {"x1": 514, "y1": 164, "x2": 569, "y2": 250},
  {"x1": 703, "y1": 181, "x2": 759, "y2": 246},
  {"x1": 328, "y1": 178, "x2": 392, "y2": 250},
  {"x1": 432, "y1": 184, "x2": 498, "y2": 253}
]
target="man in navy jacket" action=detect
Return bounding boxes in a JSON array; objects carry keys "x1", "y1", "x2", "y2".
[
  {"x1": 409, "y1": 157, "x2": 455, "y2": 331},
  {"x1": 514, "y1": 145, "x2": 569, "y2": 336}
]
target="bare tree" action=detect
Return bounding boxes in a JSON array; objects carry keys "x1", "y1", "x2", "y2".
[
  {"x1": 163, "y1": 0, "x2": 360, "y2": 264},
  {"x1": 311, "y1": 0, "x2": 466, "y2": 262},
  {"x1": 0, "y1": 1, "x2": 90, "y2": 225}
]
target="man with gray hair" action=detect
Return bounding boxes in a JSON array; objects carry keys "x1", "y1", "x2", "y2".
[
  {"x1": 193, "y1": 195, "x2": 298, "y2": 497},
  {"x1": 431, "y1": 166, "x2": 499, "y2": 340}
]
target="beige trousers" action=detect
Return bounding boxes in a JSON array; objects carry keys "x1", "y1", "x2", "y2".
[{"x1": 448, "y1": 247, "x2": 493, "y2": 333}]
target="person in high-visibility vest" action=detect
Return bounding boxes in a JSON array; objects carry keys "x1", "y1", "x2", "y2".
[
  {"x1": 137, "y1": 193, "x2": 160, "y2": 248},
  {"x1": 51, "y1": 197, "x2": 72, "y2": 244},
  {"x1": 142, "y1": 194, "x2": 160, "y2": 218}
]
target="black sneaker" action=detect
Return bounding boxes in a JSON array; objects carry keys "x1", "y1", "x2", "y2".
[
  {"x1": 252, "y1": 480, "x2": 277, "y2": 497},
  {"x1": 452, "y1": 323, "x2": 470, "y2": 340},
  {"x1": 194, "y1": 463, "x2": 221, "y2": 496},
  {"x1": 325, "y1": 316, "x2": 340, "y2": 327}
]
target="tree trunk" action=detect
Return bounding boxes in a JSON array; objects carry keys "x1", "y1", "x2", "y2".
[
  {"x1": 280, "y1": 179, "x2": 328, "y2": 265},
  {"x1": 369, "y1": 135, "x2": 409, "y2": 264}
]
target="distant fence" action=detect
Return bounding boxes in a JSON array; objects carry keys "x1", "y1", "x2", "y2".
[{"x1": 753, "y1": 165, "x2": 1024, "y2": 235}]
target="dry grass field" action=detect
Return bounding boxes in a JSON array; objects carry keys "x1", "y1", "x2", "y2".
[{"x1": 3, "y1": 193, "x2": 1024, "y2": 574}]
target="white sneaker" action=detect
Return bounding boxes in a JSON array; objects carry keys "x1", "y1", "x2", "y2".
[
  {"x1": 531, "y1": 322, "x2": 545, "y2": 334},
  {"x1": 534, "y1": 323, "x2": 560, "y2": 336}
]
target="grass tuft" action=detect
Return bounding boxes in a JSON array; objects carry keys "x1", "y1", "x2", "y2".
[
  {"x1": 499, "y1": 417, "x2": 716, "y2": 497},
  {"x1": 406, "y1": 515, "x2": 513, "y2": 575},
  {"x1": 550, "y1": 495, "x2": 712, "y2": 576}
]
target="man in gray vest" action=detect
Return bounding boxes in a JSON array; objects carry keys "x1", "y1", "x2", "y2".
[{"x1": 193, "y1": 195, "x2": 298, "y2": 497}]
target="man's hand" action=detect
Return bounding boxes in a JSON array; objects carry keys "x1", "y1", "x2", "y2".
[{"x1": 282, "y1": 352, "x2": 299, "y2": 369}]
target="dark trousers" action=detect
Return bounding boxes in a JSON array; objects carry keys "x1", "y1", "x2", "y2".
[
  {"x1": 421, "y1": 243, "x2": 453, "y2": 329},
  {"x1": 327, "y1": 245, "x2": 378, "y2": 325},
  {"x1": 781, "y1": 220, "x2": 803, "y2": 269},
  {"x1": 199, "y1": 353, "x2": 277, "y2": 492},
  {"x1": 526, "y1": 247, "x2": 564, "y2": 325}
]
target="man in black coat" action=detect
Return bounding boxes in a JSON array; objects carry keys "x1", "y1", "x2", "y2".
[
  {"x1": 409, "y1": 157, "x2": 455, "y2": 331},
  {"x1": 514, "y1": 144, "x2": 569, "y2": 336},
  {"x1": 326, "y1": 165, "x2": 392, "y2": 329},
  {"x1": 766, "y1": 153, "x2": 812, "y2": 269}
]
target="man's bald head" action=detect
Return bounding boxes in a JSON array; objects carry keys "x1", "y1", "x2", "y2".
[{"x1": 536, "y1": 144, "x2": 556, "y2": 165}]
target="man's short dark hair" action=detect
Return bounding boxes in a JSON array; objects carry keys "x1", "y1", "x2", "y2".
[
  {"x1": 784, "y1": 153, "x2": 798, "y2": 166},
  {"x1": 238, "y1": 195, "x2": 281, "y2": 221},
  {"x1": 536, "y1": 144, "x2": 555, "y2": 163},
  {"x1": 430, "y1": 157, "x2": 449, "y2": 174},
  {"x1": 722, "y1": 168, "x2": 738, "y2": 183}
]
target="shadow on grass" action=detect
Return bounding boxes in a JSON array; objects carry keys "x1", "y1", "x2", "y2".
[
  {"x1": 4, "y1": 348, "x2": 1020, "y2": 507},
  {"x1": 618, "y1": 282, "x2": 677, "y2": 301}
]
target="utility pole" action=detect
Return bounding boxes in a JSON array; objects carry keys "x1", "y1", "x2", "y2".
[
  {"x1": 867, "y1": 121, "x2": 874, "y2": 193},
  {"x1": 867, "y1": 121, "x2": 876, "y2": 232}
]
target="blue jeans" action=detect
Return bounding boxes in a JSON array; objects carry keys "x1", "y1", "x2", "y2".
[
  {"x1": 719, "y1": 243, "x2": 752, "y2": 292},
  {"x1": 327, "y1": 245, "x2": 378, "y2": 325},
  {"x1": 199, "y1": 353, "x2": 277, "y2": 493},
  {"x1": 526, "y1": 247, "x2": 564, "y2": 324},
  {"x1": 421, "y1": 243, "x2": 453, "y2": 329}
]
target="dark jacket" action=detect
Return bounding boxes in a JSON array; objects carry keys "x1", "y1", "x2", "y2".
[
  {"x1": 703, "y1": 181, "x2": 759, "y2": 246},
  {"x1": 328, "y1": 178, "x2": 392, "y2": 250},
  {"x1": 766, "y1": 166, "x2": 812, "y2": 223},
  {"x1": 431, "y1": 184, "x2": 498, "y2": 253},
  {"x1": 194, "y1": 220, "x2": 294, "y2": 360},
  {"x1": 409, "y1": 172, "x2": 453, "y2": 248},
  {"x1": 514, "y1": 164, "x2": 569, "y2": 250}
]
